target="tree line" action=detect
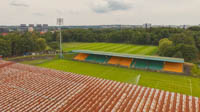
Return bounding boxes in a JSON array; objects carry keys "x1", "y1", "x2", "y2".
[
  {"x1": 0, "y1": 32, "x2": 57, "y2": 57},
  {"x1": 1, "y1": 26, "x2": 200, "y2": 62},
  {"x1": 59, "y1": 27, "x2": 200, "y2": 62}
]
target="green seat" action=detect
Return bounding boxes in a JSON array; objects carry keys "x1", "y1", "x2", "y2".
[
  {"x1": 85, "y1": 55, "x2": 110, "y2": 63},
  {"x1": 135, "y1": 59, "x2": 148, "y2": 69},
  {"x1": 148, "y1": 60, "x2": 163, "y2": 70},
  {"x1": 95, "y1": 55, "x2": 107, "y2": 63},
  {"x1": 85, "y1": 55, "x2": 96, "y2": 62}
]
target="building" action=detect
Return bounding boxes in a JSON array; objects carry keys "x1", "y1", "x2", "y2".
[
  {"x1": 0, "y1": 26, "x2": 9, "y2": 33},
  {"x1": 35, "y1": 24, "x2": 42, "y2": 32},
  {"x1": 29, "y1": 24, "x2": 34, "y2": 27},
  {"x1": 19, "y1": 24, "x2": 28, "y2": 32},
  {"x1": 43, "y1": 24, "x2": 49, "y2": 32},
  {"x1": 28, "y1": 27, "x2": 34, "y2": 32},
  {"x1": 143, "y1": 23, "x2": 152, "y2": 29}
]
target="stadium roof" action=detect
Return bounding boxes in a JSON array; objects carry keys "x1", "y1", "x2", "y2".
[
  {"x1": 0, "y1": 60, "x2": 198, "y2": 111},
  {"x1": 72, "y1": 50, "x2": 185, "y2": 63}
]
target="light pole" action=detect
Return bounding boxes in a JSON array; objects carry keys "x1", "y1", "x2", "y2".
[{"x1": 57, "y1": 18, "x2": 64, "y2": 59}]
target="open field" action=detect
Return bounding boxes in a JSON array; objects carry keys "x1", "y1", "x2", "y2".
[
  {"x1": 19, "y1": 54, "x2": 200, "y2": 97},
  {"x1": 62, "y1": 42, "x2": 158, "y2": 55}
]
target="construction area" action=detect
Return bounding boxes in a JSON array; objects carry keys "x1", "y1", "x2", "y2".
[
  {"x1": 0, "y1": 60, "x2": 199, "y2": 111},
  {"x1": 73, "y1": 50, "x2": 184, "y2": 73}
]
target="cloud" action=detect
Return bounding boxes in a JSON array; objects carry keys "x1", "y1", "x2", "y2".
[
  {"x1": 10, "y1": 0, "x2": 29, "y2": 7},
  {"x1": 32, "y1": 12, "x2": 45, "y2": 16},
  {"x1": 91, "y1": 0, "x2": 132, "y2": 13}
]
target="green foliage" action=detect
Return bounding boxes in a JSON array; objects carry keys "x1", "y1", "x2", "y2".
[
  {"x1": 1, "y1": 32, "x2": 47, "y2": 56},
  {"x1": 48, "y1": 42, "x2": 59, "y2": 50},
  {"x1": 2, "y1": 27, "x2": 200, "y2": 61},
  {"x1": 59, "y1": 28, "x2": 183, "y2": 45},
  {"x1": 0, "y1": 39, "x2": 11, "y2": 57},
  {"x1": 158, "y1": 38, "x2": 174, "y2": 57},
  {"x1": 36, "y1": 38, "x2": 47, "y2": 51},
  {"x1": 60, "y1": 28, "x2": 200, "y2": 61},
  {"x1": 188, "y1": 26, "x2": 200, "y2": 31},
  {"x1": 173, "y1": 51, "x2": 183, "y2": 58},
  {"x1": 175, "y1": 44, "x2": 198, "y2": 61},
  {"x1": 158, "y1": 32, "x2": 199, "y2": 61},
  {"x1": 191, "y1": 65, "x2": 200, "y2": 77},
  {"x1": 169, "y1": 33, "x2": 195, "y2": 45}
]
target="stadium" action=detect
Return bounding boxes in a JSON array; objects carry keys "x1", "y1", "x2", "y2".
[
  {"x1": 0, "y1": 60, "x2": 199, "y2": 111},
  {"x1": 73, "y1": 50, "x2": 184, "y2": 73}
]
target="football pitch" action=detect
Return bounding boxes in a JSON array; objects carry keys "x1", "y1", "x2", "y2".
[
  {"x1": 62, "y1": 42, "x2": 158, "y2": 55},
  {"x1": 20, "y1": 42, "x2": 200, "y2": 97}
]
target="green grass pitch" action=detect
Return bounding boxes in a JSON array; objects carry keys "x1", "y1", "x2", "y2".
[
  {"x1": 20, "y1": 42, "x2": 200, "y2": 97},
  {"x1": 62, "y1": 42, "x2": 158, "y2": 55}
]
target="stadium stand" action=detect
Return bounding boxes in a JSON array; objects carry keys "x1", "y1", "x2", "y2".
[
  {"x1": 164, "y1": 62, "x2": 183, "y2": 73},
  {"x1": 148, "y1": 60, "x2": 164, "y2": 70},
  {"x1": 85, "y1": 54, "x2": 109, "y2": 63},
  {"x1": 108, "y1": 57, "x2": 133, "y2": 67},
  {"x1": 0, "y1": 60, "x2": 199, "y2": 111},
  {"x1": 119, "y1": 58, "x2": 133, "y2": 67},
  {"x1": 95, "y1": 55, "x2": 110, "y2": 63},
  {"x1": 108, "y1": 56, "x2": 121, "y2": 65},
  {"x1": 72, "y1": 50, "x2": 185, "y2": 73},
  {"x1": 85, "y1": 54, "x2": 96, "y2": 62},
  {"x1": 134, "y1": 59, "x2": 148, "y2": 69},
  {"x1": 74, "y1": 53, "x2": 89, "y2": 61}
]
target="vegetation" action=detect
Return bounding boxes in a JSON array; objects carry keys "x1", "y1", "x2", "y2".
[
  {"x1": 191, "y1": 65, "x2": 200, "y2": 77},
  {"x1": 62, "y1": 42, "x2": 158, "y2": 55},
  {"x1": 158, "y1": 33, "x2": 199, "y2": 62},
  {"x1": 0, "y1": 32, "x2": 48, "y2": 57},
  {"x1": 60, "y1": 27, "x2": 200, "y2": 61},
  {"x1": 19, "y1": 54, "x2": 200, "y2": 97},
  {"x1": 1, "y1": 27, "x2": 200, "y2": 62}
]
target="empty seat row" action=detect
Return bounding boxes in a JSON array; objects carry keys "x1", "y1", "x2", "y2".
[
  {"x1": 73, "y1": 54, "x2": 183, "y2": 73},
  {"x1": 108, "y1": 57, "x2": 133, "y2": 67}
]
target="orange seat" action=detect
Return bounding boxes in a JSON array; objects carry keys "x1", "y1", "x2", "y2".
[
  {"x1": 108, "y1": 57, "x2": 133, "y2": 67},
  {"x1": 74, "y1": 53, "x2": 89, "y2": 61},
  {"x1": 108, "y1": 57, "x2": 121, "y2": 65},
  {"x1": 163, "y1": 62, "x2": 183, "y2": 73},
  {"x1": 119, "y1": 58, "x2": 133, "y2": 67}
]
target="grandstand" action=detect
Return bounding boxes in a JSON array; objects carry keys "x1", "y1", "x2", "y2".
[
  {"x1": 0, "y1": 60, "x2": 200, "y2": 112},
  {"x1": 0, "y1": 60, "x2": 199, "y2": 111},
  {"x1": 73, "y1": 50, "x2": 185, "y2": 73}
]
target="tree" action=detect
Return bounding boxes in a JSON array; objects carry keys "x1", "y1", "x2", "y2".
[
  {"x1": 36, "y1": 38, "x2": 47, "y2": 52},
  {"x1": 173, "y1": 51, "x2": 183, "y2": 58},
  {"x1": 169, "y1": 33, "x2": 195, "y2": 45},
  {"x1": 188, "y1": 26, "x2": 200, "y2": 31},
  {"x1": 0, "y1": 39, "x2": 11, "y2": 57},
  {"x1": 48, "y1": 42, "x2": 59, "y2": 50},
  {"x1": 175, "y1": 44, "x2": 198, "y2": 61},
  {"x1": 158, "y1": 38, "x2": 174, "y2": 56}
]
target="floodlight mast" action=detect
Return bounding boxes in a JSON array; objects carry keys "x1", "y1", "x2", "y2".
[{"x1": 57, "y1": 18, "x2": 64, "y2": 59}]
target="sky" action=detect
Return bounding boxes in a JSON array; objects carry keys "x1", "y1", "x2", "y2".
[{"x1": 1, "y1": 0, "x2": 200, "y2": 25}]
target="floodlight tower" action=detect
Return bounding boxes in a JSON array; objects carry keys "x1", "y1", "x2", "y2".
[{"x1": 57, "y1": 18, "x2": 64, "y2": 59}]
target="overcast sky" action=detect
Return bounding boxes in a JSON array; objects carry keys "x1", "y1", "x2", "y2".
[{"x1": 1, "y1": 0, "x2": 200, "y2": 25}]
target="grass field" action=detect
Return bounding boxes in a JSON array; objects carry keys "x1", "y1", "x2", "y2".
[
  {"x1": 20, "y1": 53, "x2": 200, "y2": 97},
  {"x1": 62, "y1": 42, "x2": 158, "y2": 55}
]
